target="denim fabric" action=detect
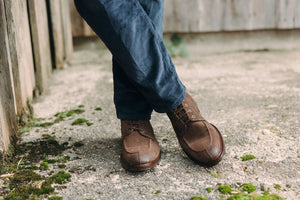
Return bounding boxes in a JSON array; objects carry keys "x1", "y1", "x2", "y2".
[{"x1": 74, "y1": 0, "x2": 186, "y2": 120}]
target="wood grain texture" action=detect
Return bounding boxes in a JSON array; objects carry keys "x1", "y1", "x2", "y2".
[
  {"x1": 69, "y1": 0, "x2": 95, "y2": 37},
  {"x1": 28, "y1": 0, "x2": 52, "y2": 94},
  {"x1": 68, "y1": 0, "x2": 300, "y2": 35},
  {"x1": 163, "y1": 0, "x2": 300, "y2": 33},
  {"x1": 60, "y1": 0, "x2": 73, "y2": 65},
  {"x1": 4, "y1": 0, "x2": 35, "y2": 114},
  {"x1": 48, "y1": 0, "x2": 64, "y2": 69},
  {"x1": 0, "y1": 0, "x2": 17, "y2": 152}
]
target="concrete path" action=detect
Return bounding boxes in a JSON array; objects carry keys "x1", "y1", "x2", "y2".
[{"x1": 25, "y1": 33, "x2": 300, "y2": 200}]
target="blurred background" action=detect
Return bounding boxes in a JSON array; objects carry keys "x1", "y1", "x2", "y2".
[{"x1": 71, "y1": 0, "x2": 300, "y2": 35}]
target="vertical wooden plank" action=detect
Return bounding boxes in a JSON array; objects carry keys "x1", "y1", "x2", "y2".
[
  {"x1": 222, "y1": 0, "x2": 252, "y2": 31},
  {"x1": 69, "y1": 0, "x2": 95, "y2": 37},
  {"x1": 163, "y1": 0, "x2": 201, "y2": 32},
  {"x1": 4, "y1": 0, "x2": 35, "y2": 114},
  {"x1": 60, "y1": 0, "x2": 73, "y2": 65},
  {"x1": 68, "y1": 0, "x2": 300, "y2": 34},
  {"x1": 69, "y1": 0, "x2": 85, "y2": 37},
  {"x1": 28, "y1": 0, "x2": 52, "y2": 94},
  {"x1": 48, "y1": 0, "x2": 64, "y2": 69},
  {"x1": 275, "y1": 0, "x2": 296, "y2": 29},
  {"x1": 250, "y1": 0, "x2": 276, "y2": 30},
  {"x1": 198, "y1": 0, "x2": 223, "y2": 32},
  {"x1": 0, "y1": 0, "x2": 17, "y2": 152},
  {"x1": 293, "y1": 0, "x2": 300, "y2": 28}
]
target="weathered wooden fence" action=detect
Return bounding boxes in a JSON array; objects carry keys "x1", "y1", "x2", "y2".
[
  {"x1": 69, "y1": 0, "x2": 300, "y2": 37},
  {"x1": 163, "y1": 0, "x2": 300, "y2": 32},
  {"x1": 0, "y1": 0, "x2": 73, "y2": 153}
]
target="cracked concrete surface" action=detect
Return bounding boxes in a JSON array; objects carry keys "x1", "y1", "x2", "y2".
[{"x1": 23, "y1": 32, "x2": 300, "y2": 199}]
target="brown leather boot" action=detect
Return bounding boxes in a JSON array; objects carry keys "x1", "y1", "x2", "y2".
[
  {"x1": 120, "y1": 120, "x2": 161, "y2": 171},
  {"x1": 167, "y1": 93, "x2": 225, "y2": 167}
]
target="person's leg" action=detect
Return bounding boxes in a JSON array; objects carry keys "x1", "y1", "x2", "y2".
[
  {"x1": 74, "y1": 0, "x2": 225, "y2": 170},
  {"x1": 112, "y1": 0, "x2": 164, "y2": 120},
  {"x1": 74, "y1": 0, "x2": 186, "y2": 117},
  {"x1": 74, "y1": 0, "x2": 171, "y2": 171},
  {"x1": 112, "y1": 59, "x2": 153, "y2": 120}
]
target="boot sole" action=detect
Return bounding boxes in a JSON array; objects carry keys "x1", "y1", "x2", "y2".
[{"x1": 121, "y1": 153, "x2": 161, "y2": 172}]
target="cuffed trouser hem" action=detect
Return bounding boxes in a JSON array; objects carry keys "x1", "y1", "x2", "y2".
[
  {"x1": 116, "y1": 112, "x2": 152, "y2": 121},
  {"x1": 154, "y1": 87, "x2": 186, "y2": 114}
]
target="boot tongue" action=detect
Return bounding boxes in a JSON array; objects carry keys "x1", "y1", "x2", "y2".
[
  {"x1": 121, "y1": 120, "x2": 155, "y2": 140},
  {"x1": 181, "y1": 93, "x2": 205, "y2": 121},
  {"x1": 124, "y1": 131, "x2": 150, "y2": 153}
]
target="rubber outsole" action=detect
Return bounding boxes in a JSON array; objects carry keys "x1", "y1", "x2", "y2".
[{"x1": 121, "y1": 153, "x2": 161, "y2": 172}]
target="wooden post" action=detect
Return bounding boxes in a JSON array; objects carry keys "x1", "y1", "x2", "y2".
[
  {"x1": 0, "y1": 0, "x2": 17, "y2": 153},
  {"x1": 4, "y1": 0, "x2": 35, "y2": 114},
  {"x1": 27, "y1": 0, "x2": 52, "y2": 94},
  {"x1": 48, "y1": 0, "x2": 64, "y2": 69},
  {"x1": 275, "y1": 0, "x2": 297, "y2": 29},
  {"x1": 60, "y1": 0, "x2": 73, "y2": 65},
  {"x1": 69, "y1": 0, "x2": 95, "y2": 37},
  {"x1": 295, "y1": 0, "x2": 300, "y2": 28}
]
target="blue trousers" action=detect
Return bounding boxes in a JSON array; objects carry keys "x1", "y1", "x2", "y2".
[{"x1": 74, "y1": 0, "x2": 186, "y2": 120}]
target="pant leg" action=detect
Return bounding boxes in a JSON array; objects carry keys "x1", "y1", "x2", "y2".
[
  {"x1": 113, "y1": 58, "x2": 153, "y2": 120},
  {"x1": 138, "y1": 0, "x2": 164, "y2": 37},
  {"x1": 112, "y1": 0, "x2": 164, "y2": 120},
  {"x1": 74, "y1": 0, "x2": 186, "y2": 116}
]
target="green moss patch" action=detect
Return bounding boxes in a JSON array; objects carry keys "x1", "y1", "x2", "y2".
[
  {"x1": 164, "y1": 34, "x2": 189, "y2": 57},
  {"x1": 189, "y1": 196, "x2": 208, "y2": 200},
  {"x1": 218, "y1": 184, "x2": 232, "y2": 194},
  {"x1": 242, "y1": 183, "x2": 256, "y2": 193},
  {"x1": 48, "y1": 196, "x2": 63, "y2": 200},
  {"x1": 71, "y1": 118, "x2": 93, "y2": 126},
  {"x1": 54, "y1": 109, "x2": 85, "y2": 121},
  {"x1": 17, "y1": 108, "x2": 86, "y2": 135},
  {"x1": 210, "y1": 170, "x2": 221, "y2": 178},
  {"x1": 73, "y1": 141, "x2": 84, "y2": 147},
  {"x1": 241, "y1": 154, "x2": 256, "y2": 161},
  {"x1": 228, "y1": 192, "x2": 285, "y2": 200},
  {"x1": 50, "y1": 171, "x2": 71, "y2": 184},
  {"x1": 2, "y1": 169, "x2": 71, "y2": 199},
  {"x1": 44, "y1": 159, "x2": 57, "y2": 164},
  {"x1": 58, "y1": 164, "x2": 66, "y2": 169},
  {"x1": 273, "y1": 184, "x2": 281, "y2": 190},
  {"x1": 227, "y1": 193, "x2": 250, "y2": 200},
  {"x1": 95, "y1": 107, "x2": 102, "y2": 111},
  {"x1": 154, "y1": 190, "x2": 162, "y2": 194},
  {"x1": 40, "y1": 162, "x2": 49, "y2": 170},
  {"x1": 1, "y1": 133, "x2": 73, "y2": 199},
  {"x1": 9, "y1": 169, "x2": 44, "y2": 189},
  {"x1": 205, "y1": 187, "x2": 213, "y2": 193},
  {"x1": 15, "y1": 138, "x2": 69, "y2": 163},
  {"x1": 211, "y1": 182, "x2": 285, "y2": 200},
  {"x1": 2, "y1": 169, "x2": 70, "y2": 199}
]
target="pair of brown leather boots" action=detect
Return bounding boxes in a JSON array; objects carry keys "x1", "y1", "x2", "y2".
[{"x1": 120, "y1": 93, "x2": 225, "y2": 171}]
